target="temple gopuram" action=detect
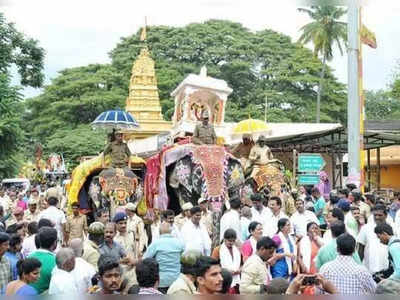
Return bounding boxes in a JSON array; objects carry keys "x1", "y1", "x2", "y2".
[{"x1": 123, "y1": 28, "x2": 171, "y2": 140}]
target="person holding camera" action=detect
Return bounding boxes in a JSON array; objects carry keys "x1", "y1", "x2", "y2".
[{"x1": 286, "y1": 273, "x2": 337, "y2": 295}]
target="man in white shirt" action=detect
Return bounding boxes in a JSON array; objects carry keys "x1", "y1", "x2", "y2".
[
  {"x1": 70, "y1": 238, "x2": 96, "y2": 293},
  {"x1": 357, "y1": 204, "x2": 390, "y2": 274},
  {"x1": 152, "y1": 210, "x2": 183, "y2": 242},
  {"x1": 250, "y1": 193, "x2": 272, "y2": 230},
  {"x1": 21, "y1": 221, "x2": 38, "y2": 258},
  {"x1": 264, "y1": 196, "x2": 288, "y2": 238},
  {"x1": 49, "y1": 247, "x2": 79, "y2": 294},
  {"x1": 38, "y1": 196, "x2": 67, "y2": 244},
  {"x1": 290, "y1": 198, "x2": 319, "y2": 239},
  {"x1": 175, "y1": 202, "x2": 193, "y2": 230},
  {"x1": 198, "y1": 198, "x2": 213, "y2": 236},
  {"x1": 181, "y1": 206, "x2": 211, "y2": 255},
  {"x1": 220, "y1": 198, "x2": 242, "y2": 243},
  {"x1": 240, "y1": 206, "x2": 252, "y2": 241},
  {"x1": 0, "y1": 189, "x2": 11, "y2": 215}
]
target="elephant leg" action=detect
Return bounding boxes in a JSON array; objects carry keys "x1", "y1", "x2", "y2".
[{"x1": 211, "y1": 210, "x2": 222, "y2": 250}]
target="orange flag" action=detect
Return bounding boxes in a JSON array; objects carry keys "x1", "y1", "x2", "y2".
[{"x1": 360, "y1": 24, "x2": 377, "y2": 49}]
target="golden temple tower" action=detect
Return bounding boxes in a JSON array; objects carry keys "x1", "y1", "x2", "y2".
[{"x1": 124, "y1": 25, "x2": 171, "y2": 139}]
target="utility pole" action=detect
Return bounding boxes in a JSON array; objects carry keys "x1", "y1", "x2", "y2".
[{"x1": 347, "y1": 0, "x2": 361, "y2": 186}]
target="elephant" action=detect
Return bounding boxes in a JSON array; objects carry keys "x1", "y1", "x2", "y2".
[
  {"x1": 86, "y1": 168, "x2": 144, "y2": 217},
  {"x1": 165, "y1": 144, "x2": 245, "y2": 247},
  {"x1": 244, "y1": 160, "x2": 296, "y2": 216}
]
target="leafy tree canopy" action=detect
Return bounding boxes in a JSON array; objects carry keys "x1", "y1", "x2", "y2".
[
  {"x1": 365, "y1": 89, "x2": 400, "y2": 120},
  {"x1": 0, "y1": 13, "x2": 45, "y2": 178},
  {"x1": 45, "y1": 124, "x2": 106, "y2": 169}
]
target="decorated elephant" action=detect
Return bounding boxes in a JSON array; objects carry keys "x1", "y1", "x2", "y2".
[
  {"x1": 243, "y1": 160, "x2": 296, "y2": 216},
  {"x1": 68, "y1": 155, "x2": 146, "y2": 222},
  {"x1": 94, "y1": 167, "x2": 142, "y2": 215},
  {"x1": 146, "y1": 143, "x2": 245, "y2": 247}
]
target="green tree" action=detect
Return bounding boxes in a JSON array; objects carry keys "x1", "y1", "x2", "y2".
[
  {"x1": 298, "y1": 5, "x2": 347, "y2": 123},
  {"x1": 44, "y1": 125, "x2": 106, "y2": 169},
  {"x1": 0, "y1": 13, "x2": 45, "y2": 178},
  {"x1": 24, "y1": 64, "x2": 126, "y2": 142},
  {"x1": 365, "y1": 89, "x2": 400, "y2": 120}
]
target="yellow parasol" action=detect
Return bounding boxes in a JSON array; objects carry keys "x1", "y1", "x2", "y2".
[{"x1": 232, "y1": 118, "x2": 269, "y2": 136}]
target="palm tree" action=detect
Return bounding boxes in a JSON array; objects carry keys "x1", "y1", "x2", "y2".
[{"x1": 298, "y1": 5, "x2": 347, "y2": 123}]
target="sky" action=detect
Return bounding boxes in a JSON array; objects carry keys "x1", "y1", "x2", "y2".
[{"x1": 2, "y1": 0, "x2": 400, "y2": 98}]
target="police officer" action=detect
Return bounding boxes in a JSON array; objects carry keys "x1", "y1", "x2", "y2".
[
  {"x1": 193, "y1": 110, "x2": 217, "y2": 145},
  {"x1": 102, "y1": 131, "x2": 132, "y2": 169}
]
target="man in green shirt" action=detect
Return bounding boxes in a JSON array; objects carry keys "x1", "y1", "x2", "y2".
[
  {"x1": 28, "y1": 227, "x2": 58, "y2": 294},
  {"x1": 316, "y1": 220, "x2": 361, "y2": 270},
  {"x1": 102, "y1": 131, "x2": 131, "y2": 169}
]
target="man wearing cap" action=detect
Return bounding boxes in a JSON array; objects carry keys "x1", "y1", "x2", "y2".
[
  {"x1": 64, "y1": 202, "x2": 88, "y2": 245},
  {"x1": 246, "y1": 135, "x2": 275, "y2": 178},
  {"x1": 167, "y1": 250, "x2": 200, "y2": 295},
  {"x1": 24, "y1": 198, "x2": 40, "y2": 223},
  {"x1": 193, "y1": 110, "x2": 217, "y2": 145},
  {"x1": 102, "y1": 131, "x2": 132, "y2": 169},
  {"x1": 125, "y1": 202, "x2": 147, "y2": 256},
  {"x1": 29, "y1": 189, "x2": 40, "y2": 209},
  {"x1": 198, "y1": 198, "x2": 212, "y2": 236},
  {"x1": 175, "y1": 202, "x2": 193, "y2": 230},
  {"x1": 113, "y1": 212, "x2": 136, "y2": 258},
  {"x1": 82, "y1": 222, "x2": 105, "y2": 270},
  {"x1": 6, "y1": 207, "x2": 24, "y2": 227}
]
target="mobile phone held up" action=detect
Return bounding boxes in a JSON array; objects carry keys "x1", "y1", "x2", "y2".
[{"x1": 302, "y1": 275, "x2": 316, "y2": 286}]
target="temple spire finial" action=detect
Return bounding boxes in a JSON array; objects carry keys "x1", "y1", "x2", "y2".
[{"x1": 140, "y1": 16, "x2": 147, "y2": 41}]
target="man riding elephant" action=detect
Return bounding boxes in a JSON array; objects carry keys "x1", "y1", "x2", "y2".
[
  {"x1": 102, "y1": 131, "x2": 132, "y2": 169},
  {"x1": 192, "y1": 110, "x2": 217, "y2": 145},
  {"x1": 232, "y1": 134, "x2": 254, "y2": 169},
  {"x1": 99, "y1": 130, "x2": 138, "y2": 215},
  {"x1": 245, "y1": 135, "x2": 275, "y2": 177}
]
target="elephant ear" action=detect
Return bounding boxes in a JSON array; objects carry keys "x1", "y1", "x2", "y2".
[{"x1": 191, "y1": 165, "x2": 204, "y2": 197}]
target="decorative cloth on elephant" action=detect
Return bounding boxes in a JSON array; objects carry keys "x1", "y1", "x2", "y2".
[
  {"x1": 252, "y1": 163, "x2": 285, "y2": 193},
  {"x1": 144, "y1": 153, "x2": 162, "y2": 209},
  {"x1": 191, "y1": 145, "x2": 229, "y2": 202},
  {"x1": 153, "y1": 144, "x2": 193, "y2": 210}
]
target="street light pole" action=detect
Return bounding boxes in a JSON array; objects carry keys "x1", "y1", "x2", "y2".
[{"x1": 347, "y1": 0, "x2": 361, "y2": 186}]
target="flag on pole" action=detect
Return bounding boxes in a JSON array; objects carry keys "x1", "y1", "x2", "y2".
[{"x1": 360, "y1": 24, "x2": 377, "y2": 49}]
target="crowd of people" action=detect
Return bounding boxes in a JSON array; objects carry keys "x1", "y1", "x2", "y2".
[{"x1": 0, "y1": 182, "x2": 399, "y2": 295}]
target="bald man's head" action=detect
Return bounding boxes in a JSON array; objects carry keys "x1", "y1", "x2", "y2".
[
  {"x1": 159, "y1": 221, "x2": 171, "y2": 235},
  {"x1": 69, "y1": 238, "x2": 84, "y2": 257}
]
